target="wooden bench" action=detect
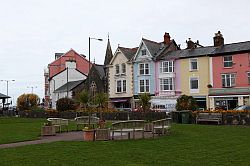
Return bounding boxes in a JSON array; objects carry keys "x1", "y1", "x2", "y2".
[
  {"x1": 47, "y1": 118, "x2": 69, "y2": 132},
  {"x1": 75, "y1": 116, "x2": 100, "y2": 130},
  {"x1": 111, "y1": 120, "x2": 145, "y2": 140},
  {"x1": 196, "y1": 113, "x2": 222, "y2": 125},
  {"x1": 152, "y1": 118, "x2": 171, "y2": 138}
]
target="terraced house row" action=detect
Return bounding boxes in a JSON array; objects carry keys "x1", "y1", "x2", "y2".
[{"x1": 108, "y1": 31, "x2": 250, "y2": 111}]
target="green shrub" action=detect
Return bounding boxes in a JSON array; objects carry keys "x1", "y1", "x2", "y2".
[
  {"x1": 56, "y1": 98, "x2": 75, "y2": 112},
  {"x1": 176, "y1": 94, "x2": 198, "y2": 111}
]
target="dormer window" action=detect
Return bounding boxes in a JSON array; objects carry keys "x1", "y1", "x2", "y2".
[
  {"x1": 141, "y1": 49, "x2": 146, "y2": 56},
  {"x1": 115, "y1": 64, "x2": 119, "y2": 75}
]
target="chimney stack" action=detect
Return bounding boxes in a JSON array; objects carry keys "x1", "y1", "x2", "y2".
[
  {"x1": 186, "y1": 38, "x2": 196, "y2": 49},
  {"x1": 164, "y1": 32, "x2": 171, "y2": 45},
  {"x1": 213, "y1": 31, "x2": 224, "y2": 47}
]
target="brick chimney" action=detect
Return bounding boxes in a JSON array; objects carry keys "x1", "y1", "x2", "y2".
[
  {"x1": 186, "y1": 38, "x2": 196, "y2": 49},
  {"x1": 164, "y1": 32, "x2": 171, "y2": 45},
  {"x1": 213, "y1": 31, "x2": 224, "y2": 47}
]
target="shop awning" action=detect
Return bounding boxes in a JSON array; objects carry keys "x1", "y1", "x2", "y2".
[{"x1": 110, "y1": 99, "x2": 128, "y2": 103}]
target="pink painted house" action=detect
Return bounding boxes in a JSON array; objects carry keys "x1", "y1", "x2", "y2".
[
  {"x1": 151, "y1": 33, "x2": 181, "y2": 112},
  {"x1": 209, "y1": 32, "x2": 250, "y2": 110}
]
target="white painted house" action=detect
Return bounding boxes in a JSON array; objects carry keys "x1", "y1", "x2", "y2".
[{"x1": 47, "y1": 49, "x2": 90, "y2": 109}]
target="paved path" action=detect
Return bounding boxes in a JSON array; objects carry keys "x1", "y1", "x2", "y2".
[{"x1": 0, "y1": 131, "x2": 157, "y2": 149}]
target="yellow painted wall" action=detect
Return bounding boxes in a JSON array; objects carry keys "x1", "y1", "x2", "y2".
[{"x1": 180, "y1": 56, "x2": 210, "y2": 105}]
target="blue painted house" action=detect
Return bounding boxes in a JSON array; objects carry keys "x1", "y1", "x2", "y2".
[{"x1": 133, "y1": 33, "x2": 179, "y2": 110}]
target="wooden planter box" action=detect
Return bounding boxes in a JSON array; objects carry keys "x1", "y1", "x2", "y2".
[
  {"x1": 83, "y1": 130, "x2": 95, "y2": 141},
  {"x1": 95, "y1": 129, "x2": 110, "y2": 141},
  {"x1": 41, "y1": 126, "x2": 56, "y2": 136}
]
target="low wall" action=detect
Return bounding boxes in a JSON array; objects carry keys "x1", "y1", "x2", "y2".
[{"x1": 18, "y1": 111, "x2": 168, "y2": 121}]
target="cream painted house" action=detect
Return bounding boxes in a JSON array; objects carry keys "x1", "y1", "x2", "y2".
[
  {"x1": 108, "y1": 47, "x2": 137, "y2": 110},
  {"x1": 179, "y1": 49, "x2": 212, "y2": 110}
]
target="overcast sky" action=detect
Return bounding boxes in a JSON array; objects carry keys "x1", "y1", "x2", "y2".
[{"x1": 1, "y1": 0, "x2": 250, "y2": 105}]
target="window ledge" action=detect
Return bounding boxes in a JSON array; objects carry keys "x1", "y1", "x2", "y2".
[
  {"x1": 115, "y1": 92, "x2": 126, "y2": 94},
  {"x1": 138, "y1": 74, "x2": 151, "y2": 76}
]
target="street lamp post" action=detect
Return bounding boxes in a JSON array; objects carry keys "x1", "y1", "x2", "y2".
[
  {"x1": 0, "y1": 79, "x2": 15, "y2": 104},
  {"x1": 88, "y1": 37, "x2": 103, "y2": 92},
  {"x1": 27, "y1": 86, "x2": 37, "y2": 94}
]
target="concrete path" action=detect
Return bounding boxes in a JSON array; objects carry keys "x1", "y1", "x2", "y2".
[
  {"x1": 0, "y1": 131, "x2": 157, "y2": 149},
  {"x1": 0, "y1": 131, "x2": 83, "y2": 149}
]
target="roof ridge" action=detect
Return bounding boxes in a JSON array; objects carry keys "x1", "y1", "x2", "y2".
[
  {"x1": 220, "y1": 40, "x2": 250, "y2": 46},
  {"x1": 119, "y1": 46, "x2": 138, "y2": 50},
  {"x1": 142, "y1": 38, "x2": 161, "y2": 45}
]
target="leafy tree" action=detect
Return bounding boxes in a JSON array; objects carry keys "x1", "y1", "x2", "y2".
[
  {"x1": 138, "y1": 93, "x2": 151, "y2": 112},
  {"x1": 95, "y1": 92, "x2": 108, "y2": 108},
  {"x1": 17, "y1": 93, "x2": 40, "y2": 111},
  {"x1": 95, "y1": 92, "x2": 109, "y2": 120},
  {"x1": 175, "y1": 94, "x2": 198, "y2": 111},
  {"x1": 56, "y1": 97, "x2": 75, "y2": 112},
  {"x1": 76, "y1": 90, "x2": 93, "y2": 127},
  {"x1": 77, "y1": 91, "x2": 89, "y2": 111}
]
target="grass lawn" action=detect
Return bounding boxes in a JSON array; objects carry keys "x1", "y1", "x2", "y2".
[
  {"x1": 0, "y1": 123, "x2": 250, "y2": 166},
  {"x1": 0, "y1": 117, "x2": 46, "y2": 144},
  {"x1": 0, "y1": 117, "x2": 80, "y2": 144}
]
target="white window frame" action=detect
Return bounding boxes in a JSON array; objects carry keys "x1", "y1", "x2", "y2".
[
  {"x1": 121, "y1": 63, "x2": 126, "y2": 74},
  {"x1": 115, "y1": 64, "x2": 120, "y2": 75},
  {"x1": 139, "y1": 63, "x2": 150, "y2": 75},
  {"x1": 160, "y1": 61, "x2": 174, "y2": 73},
  {"x1": 221, "y1": 73, "x2": 236, "y2": 87},
  {"x1": 189, "y1": 58, "x2": 198, "y2": 71},
  {"x1": 223, "y1": 56, "x2": 233, "y2": 68},
  {"x1": 116, "y1": 80, "x2": 122, "y2": 93},
  {"x1": 116, "y1": 79, "x2": 126, "y2": 93},
  {"x1": 160, "y1": 78, "x2": 174, "y2": 91},
  {"x1": 139, "y1": 79, "x2": 150, "y2": 93},
  {"x1": 189, "y1": 76, "x2": 199, "y2": 93},
  {"x1": 123, "y1": 80, "x2": 126, "y2": 92}
]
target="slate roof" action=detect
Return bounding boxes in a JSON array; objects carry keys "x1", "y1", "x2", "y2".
[
  {"x1": 211, "y1": 41, "x2": 250, "y2": 55},
  {"x1": 160, "y1": 41, "x2": 250, "y2": 60},
  {"x1": 94, "y1": 64, "x2": 105, "y2": 79},
  {"x1": 119, "y1": 47, "x2": 138, "y2": 60},
  {"x1": 142, "y1": 38, "x2": 162, "y2": 57},
  {"x1": 0, "y1": 93, "x2": 10, "y2": 99},
  {"x1": 155, "y1": 40, "x2": 180, "y2": 60},
  {"x1": 54, "y1": 80, "x2": 84, "y2": 93}
]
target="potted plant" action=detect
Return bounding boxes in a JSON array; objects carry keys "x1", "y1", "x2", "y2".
[
  {"x1": 82, "y1": 126, "x2": 95, "y2": 141},
  {"x1": 77, "y1": 91, "x2": 97, "y2": 141}
]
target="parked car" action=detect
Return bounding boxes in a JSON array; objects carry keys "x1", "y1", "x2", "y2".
[{"x1": 233, "y1": 105, "x2": 250, "y2": 111}]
